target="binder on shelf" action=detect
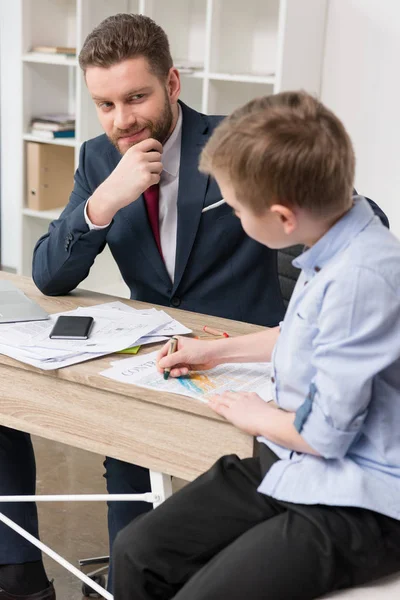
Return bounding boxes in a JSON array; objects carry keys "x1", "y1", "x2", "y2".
[{"x1": 26, "y1": 142, "x2": 74, "y2": 211}]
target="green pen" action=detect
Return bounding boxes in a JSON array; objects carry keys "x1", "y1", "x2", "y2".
[{"x1": 163, "y1": 336, "x2": 178, "y2": 380}]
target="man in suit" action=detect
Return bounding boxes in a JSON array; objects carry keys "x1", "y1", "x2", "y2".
[{"x1": 0, "y1": 13, "x2": 388, "y2": 599}]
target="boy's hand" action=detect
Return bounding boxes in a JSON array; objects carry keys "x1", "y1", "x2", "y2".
[
  {"x1": 157, "y1": 337, "x2": 220, "y2": 378},
  {"x1": 208, "y1": 391, "x2": 271, "y2": 436}
]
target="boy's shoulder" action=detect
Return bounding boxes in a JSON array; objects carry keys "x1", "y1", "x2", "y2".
[{"x1": 339, "y1": 218, "x2": 400, "y2": 292}]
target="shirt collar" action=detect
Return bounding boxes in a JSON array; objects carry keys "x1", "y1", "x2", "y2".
[
  {"x1": 293, "y1": 196, "x2": 376, "y2": 273},
  {"x1": 162, "y1": 103, "x2": 182, "y2": 177}
]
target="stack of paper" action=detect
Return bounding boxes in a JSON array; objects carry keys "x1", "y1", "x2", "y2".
[
  {"x1": 101, "y1": 351, "x2": 273, "y2": 404},
  {"x1": 0, "y1": 301, "x2": 192, "y2": 371}
]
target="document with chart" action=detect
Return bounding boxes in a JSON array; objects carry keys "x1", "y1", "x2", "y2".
[{"x1": 101, "y1": 351, "x2": 272, "y2": 403}]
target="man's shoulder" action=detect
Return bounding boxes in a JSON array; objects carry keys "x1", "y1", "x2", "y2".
[
  {"x1": 80, "y1": 133, "x2": 120, "y2": 174},
  {"x1": 180, "y1": 101, "x2": 225, "y2": 136},
  {"x1": 332, "y1": 220, "x2": 400, "y2": 294},
  {"x1": 207, "y1": 113, "x2": 225, "y2": 134}
]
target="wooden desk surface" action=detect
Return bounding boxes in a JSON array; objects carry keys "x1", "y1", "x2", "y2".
[{"x1": 0, "y1": 272, "x2": 264, "y2": 481}]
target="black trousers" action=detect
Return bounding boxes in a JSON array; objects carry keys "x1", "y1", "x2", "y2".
[{"x1": 113, "y1": 445, "x2": 400, "y2": 600}]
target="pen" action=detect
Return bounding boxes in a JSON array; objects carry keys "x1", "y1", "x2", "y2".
[
  {"x1": 203, "y1": 326, "x2": 229, "y2": 338},
  {"x1": 201, "y1": 199, "x2": 226, "y2": 213},
  {"x1": 163, "y1": 336, "x2": 178, "y2": 380}
]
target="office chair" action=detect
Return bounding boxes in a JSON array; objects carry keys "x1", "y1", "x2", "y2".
[{"x1": 277, "y1": 245, "x2": 303, "y2": 307}]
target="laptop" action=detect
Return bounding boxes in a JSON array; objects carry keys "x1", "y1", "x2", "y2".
[{"x1": 0, "y1": 280, "x2": 49, "y2": 323}]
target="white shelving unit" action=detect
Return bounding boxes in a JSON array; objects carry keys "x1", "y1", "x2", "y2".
[{"x1": 0, "y1": 0, "x2": 328, "y2": 297}]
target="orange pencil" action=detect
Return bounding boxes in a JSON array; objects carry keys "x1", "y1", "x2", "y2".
[
  {"x1": 203, "y1": 326, "x2": 229, "y2": 338},
  {"x1": 196, "y1": 335, "x2": 227, "y2": 340}
]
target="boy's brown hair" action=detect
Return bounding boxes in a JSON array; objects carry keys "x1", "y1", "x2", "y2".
[
  {"x1": 79, "y1": 13, "x2": 173, "y2": 80},
  {"x1": 200, "y1": 91, "x2": 355, "y2": 218}
]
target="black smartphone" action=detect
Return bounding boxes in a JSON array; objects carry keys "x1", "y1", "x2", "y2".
[{"x1": 49, "y1": 315, "x2": 94, "y2": 340}]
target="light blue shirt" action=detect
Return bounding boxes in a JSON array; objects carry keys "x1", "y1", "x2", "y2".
[{"x1": 258, "y1": 197, "x2": 400, "y2": 520}]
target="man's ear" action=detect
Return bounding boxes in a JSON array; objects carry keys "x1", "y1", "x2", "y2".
[
  {"x1": 270, "y1": 204, "x2": 298, "y2": 236},
  {"x1": 167, "y1": 67, "x2": 181, "y2": 103}
]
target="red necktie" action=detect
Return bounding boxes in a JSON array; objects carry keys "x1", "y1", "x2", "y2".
[{"x1": 143, "y1": 184, "x2": 163, "y2": 259}]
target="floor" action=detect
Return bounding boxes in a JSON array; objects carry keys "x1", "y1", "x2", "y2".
[{"x1": 34, "y1": 435, "x2": 109, "y2": 599}]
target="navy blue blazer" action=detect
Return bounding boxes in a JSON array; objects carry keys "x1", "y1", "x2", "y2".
[{"x1": 32, "y1": 102, "x2": 388, "y2": 327}]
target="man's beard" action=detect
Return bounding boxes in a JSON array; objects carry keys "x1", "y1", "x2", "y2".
[{"x1": 109, "y1": 92, "x2": 173, "y2": 154}]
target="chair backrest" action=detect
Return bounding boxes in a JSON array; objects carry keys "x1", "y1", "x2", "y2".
[{"x1": 277, "y1": 245, "x2": 303, "y2": 307}]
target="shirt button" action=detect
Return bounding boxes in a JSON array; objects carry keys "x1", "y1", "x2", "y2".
[
  {"x1": 171, "y1": 297, "x2": 181, "y2": 307},
  {"x1": 314, "y1": 266, "x2": 321, "y2": 272},
  {"x1": 271, "y1": 376, "x2": 275, "y2": 383}
]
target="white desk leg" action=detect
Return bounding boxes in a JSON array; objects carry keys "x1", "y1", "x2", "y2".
[
  {"x1": 149, "y1": 471, "x2": 173, "y2": 508},
  {"x1": 0, "y1": 512, "x2": 113, "y2": 600}
]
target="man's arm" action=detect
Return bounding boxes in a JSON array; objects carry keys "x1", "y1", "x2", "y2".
[
  {"x1": 32, "y1": 137, "x2": 163, "y2": 296},
  {"x1": 32, "y1": 142, "x2": 111, "y2": 296}
]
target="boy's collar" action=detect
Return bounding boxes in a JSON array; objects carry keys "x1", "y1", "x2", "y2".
[{"x1": 293, "y1": 196, "x2": 375, "y2": 273}]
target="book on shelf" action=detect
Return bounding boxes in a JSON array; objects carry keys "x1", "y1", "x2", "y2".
[
  {"x1": 30, "y1": 128, "x2": 75, "y2": 140},
  {"x1": 174, "y1": 59, "x2": 203, "y2": 75},
  {"x1": 30, "y1": 113, "x2": 75, "y2": 136},
  {"x1": 31, "y1": 121, "x2": 75, "y2": 132},
  {"x1": 31, "y1": 45, "x2": 76, "y2": 56},
  {"x1": 31, "y1": 113, "x2": 75, "y2": 124}
]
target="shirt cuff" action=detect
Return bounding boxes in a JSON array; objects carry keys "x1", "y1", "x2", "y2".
[
  {"x1": 295, "y1": 388, "x2": 364, "y2": 459},
  {"x1": 84, "y1": 199, "x2": 111, "y2": 230}
]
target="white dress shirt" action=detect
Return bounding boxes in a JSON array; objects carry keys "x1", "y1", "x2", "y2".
[{"x1": 84, "y1": 105, "x2": 183, "y2": 282}]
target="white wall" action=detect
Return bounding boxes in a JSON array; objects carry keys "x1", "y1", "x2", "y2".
[
  {"x1": 2, "y1": 1, "x2": 400, "y2": 269},
  {"x1": 321, "y1": 0, "x2": 400, "y2": 238},
  {"x1": 0, "y1": 2, "x2": 23, "y2": 270}
]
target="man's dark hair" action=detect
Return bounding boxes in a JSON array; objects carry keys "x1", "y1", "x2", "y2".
[{"x1": 79, "y1": 13, "x2": 173, "y2": 79}]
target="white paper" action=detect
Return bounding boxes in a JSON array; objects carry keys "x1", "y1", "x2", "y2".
[
  {"x1": 0, "y1": 320, "x2": 52, "y2": 347},
  {"x1": 0, "y1": 301, "x2": 191, "y2": 371},
  {"x1": 0, "y1": 342, "x2": 104, "y2": 371},
  {"x1": 82, "y1": 301, "x2": 159, "y2": 317},
  {"x1": 83, "y1": 303, "x2": 192, "y2": 337},
  {"x1": 145, "y1": 312, "x2": 192, "y2": 337},
  {"x1": 101, "y1": 351, "x2": 272, "y2": 403},
  {"x1": 22, "y1": 308, "x2": 169, "y2": 354},
  {"x1": 135, "y1": 335, "x2": 169, "y2": 346}
]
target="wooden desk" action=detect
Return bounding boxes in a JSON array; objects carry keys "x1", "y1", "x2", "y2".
[{"x1": 0, "y1": 272, "x2": 264, "y2": 482}]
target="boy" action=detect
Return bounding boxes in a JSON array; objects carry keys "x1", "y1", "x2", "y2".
[{"x1": 112, "y1": 91, "x2": 400, "y2": 599}]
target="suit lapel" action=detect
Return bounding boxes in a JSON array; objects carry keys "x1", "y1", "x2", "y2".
[{"x1": 172, "y1": 102, "x2": 209, "y2": 294}]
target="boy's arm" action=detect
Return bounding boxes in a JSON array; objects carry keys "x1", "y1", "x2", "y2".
[
  {"x1": 157, "y1": 327, "x2": 280, "y2": 378},
  {"x1": 211, "y1": 265, "x2": 400, "y2": 459},
  {"x1": 290, "y1": 266, "x2": 400, "y2": 459},
  {"x1": 210, "y1": 327, "x2": 280, "y2": 364},
  {"x1": 209, "y1": 394, "x2": 320, "y2": 455}
]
